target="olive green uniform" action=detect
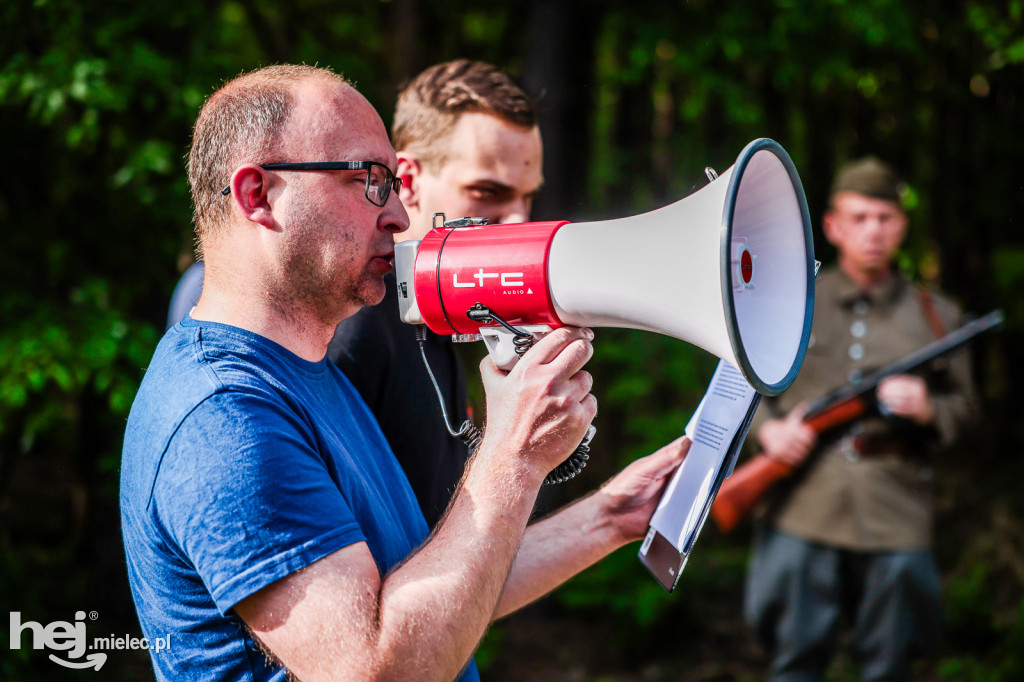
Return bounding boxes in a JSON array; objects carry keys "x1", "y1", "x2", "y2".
[
  {"x1": 745, "y1": 265, "x2": 977, "y2": 681},
  {"x1": 759, "y1": 265, "x2": 976, "y2": 549}
]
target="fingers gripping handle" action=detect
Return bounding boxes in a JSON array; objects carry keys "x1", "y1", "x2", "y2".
[{"x1": 468, "y1": 306, "x2": 594, "y2": 484}]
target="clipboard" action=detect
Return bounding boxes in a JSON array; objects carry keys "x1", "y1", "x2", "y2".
[{"x1": 638, "y1": 360, "x2": 761, "y2": 592}]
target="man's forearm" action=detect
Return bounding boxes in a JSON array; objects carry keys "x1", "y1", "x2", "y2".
[
  {"x1": 373, "y1": 443, "x2": 545, "y2": 677},
  {"x1": 239, "y1": 442, "x2": 546, "y2": 682},
  {"x1": 494, "y1": 491, "x2": 623, "y2": 618},
  {"x1": 494, "y1": 436, "x2": 688, "y2": 618},
  {"x1": 930, "y1": 350, "x2": 978, "y2": 447}
]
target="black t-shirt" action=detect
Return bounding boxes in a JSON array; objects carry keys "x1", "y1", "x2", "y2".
[{"x1": 328, "y1": 273, "x2": 471, "y2": 529}]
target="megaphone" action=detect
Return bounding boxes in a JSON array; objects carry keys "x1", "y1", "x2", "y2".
[{"x1": 395, "y1": 138, "x2": 814, "y2": 396}]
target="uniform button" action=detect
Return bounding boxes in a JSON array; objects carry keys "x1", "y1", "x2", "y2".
[
  {"x1": 853, "y1": 300, "x2": 869, "y2": 316},
  {"x1": 848, "y1": 368, "x2": 863, "y2": 383},
  {"x1": 850, "y1": 320, "x2": 867, "y2": 338},
  {"x1": 849, "y1": 343, "x2": 865, "y2": 360}
]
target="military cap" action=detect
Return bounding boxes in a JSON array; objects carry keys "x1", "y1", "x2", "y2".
[{"x1": 830, "y1": 157, "x2": 904, "y2": 204}]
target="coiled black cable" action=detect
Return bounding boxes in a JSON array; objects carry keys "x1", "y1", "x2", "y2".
[
  {"x1": 415, "y1": 325, "x2": 483, "y2": 452},
  {"x1": 543, "y1": 426, "x2": 594, "y2": 485}
]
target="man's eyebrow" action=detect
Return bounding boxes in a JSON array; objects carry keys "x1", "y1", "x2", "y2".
[
  {"x1": 466, "y1": 179, "x2": 515, "y2": 193},
  {"x1": 466, "y1": 179, "x2": 545, "y2": 196},
  {"x1": 348, "y1": 150, "x2": 397, "y2": 172}
]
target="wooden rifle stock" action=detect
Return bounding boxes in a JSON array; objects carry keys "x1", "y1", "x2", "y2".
[
  {"x1": 710, "y1": 309, "x2": 1003, "y2": 534},
  {"x1": 709, "y1": 396, "x2": 870, "y2": 533},
  {"x1": 709, "y1": 455, "x2": 793, "y2": 535}
]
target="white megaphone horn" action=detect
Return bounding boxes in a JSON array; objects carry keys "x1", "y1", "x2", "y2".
[{"x1": 395, "y1": 138, "x2": 815, "y2": 396}]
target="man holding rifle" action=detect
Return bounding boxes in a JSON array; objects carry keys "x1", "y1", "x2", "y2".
[{"x1": 743, "y1": 158, "x2": 977, "y2": 681}]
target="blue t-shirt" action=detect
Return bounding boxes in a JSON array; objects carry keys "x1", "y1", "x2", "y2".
[{"x1": 120, "y1": 318, "x2": 479, "y2": 680}]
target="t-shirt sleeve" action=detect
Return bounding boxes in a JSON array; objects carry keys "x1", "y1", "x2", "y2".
[{"x1": 151, "y1": 389, "x2": 366, "y2": 615}]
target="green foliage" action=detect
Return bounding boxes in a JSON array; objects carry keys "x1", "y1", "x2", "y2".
[
  {"x1": 990, "y1": 248, "x2": 1024, "y2": 331},
  {"x1": 1, "y1": 0, "x2": 1022, "y2": 677},
  {"x1": 968, "y1": 1, "x2": 1024, "y2": 67},
  {"x1": 938, "y1": 571, "x2": 1024, "y2": 680},
  {"x1": 558, "y1": 545, "x2": 675, "y2": 628},
  {"x1": 0, "y1": 279, "x2": 156, "y2": 438}
]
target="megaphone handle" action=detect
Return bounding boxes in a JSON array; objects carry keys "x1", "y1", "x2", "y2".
[
  {"x1": 416, "y1": 319, "x2": 594, "y2": 486},
  {"x1": 464, "y1": 305, "x2": 595, "y2": 484}
]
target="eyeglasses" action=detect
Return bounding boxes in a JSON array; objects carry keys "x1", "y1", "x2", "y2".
[{"x1": 220, "y1": 161, "x2": 402, "y2": 207}]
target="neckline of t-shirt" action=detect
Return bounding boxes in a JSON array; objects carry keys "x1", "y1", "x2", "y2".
[{"x1": 180, "y1": 316, "x2": 331, "y2": 377}]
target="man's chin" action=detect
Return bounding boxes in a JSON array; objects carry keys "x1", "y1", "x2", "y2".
[
  {"x1": 368, "y1": 286, "x2": 387, "y2": 307},
  {"x1": 856, "y1": 252, "x2": 890, "y2": 269},
  {"x1": 357, "y1": 279, "x2": 388, "y2": 309},
  {"x1": 332, "y1": 277, "x2": 389, "y2": 323}
]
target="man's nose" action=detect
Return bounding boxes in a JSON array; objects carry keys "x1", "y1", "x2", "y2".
[
  {"x1": 861, "y1": 216, "x2": 885, "y2": 236},
  {"x1": 496, "y1": 200, "x2": 530, "y2": 226},
  {"x1": 382, "y1": 191, "x2": 410, "y2": 234}
]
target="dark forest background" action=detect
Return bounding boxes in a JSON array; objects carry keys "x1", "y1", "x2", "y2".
[{"x1": 2, "y1": 0, "x2": 1022, "y2": 679}]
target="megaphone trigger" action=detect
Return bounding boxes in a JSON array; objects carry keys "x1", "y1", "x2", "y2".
[
  {"x1": 479, "y1": 325, "x2": 554, "y2": 371},
  {"x1": 466, "y1": 303, "x2": 553, "y2": 371}
]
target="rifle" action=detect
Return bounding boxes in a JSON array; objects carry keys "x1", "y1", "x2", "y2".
[{"x1": 710, "y1": 309, "x2": 1004, "y2": 534}]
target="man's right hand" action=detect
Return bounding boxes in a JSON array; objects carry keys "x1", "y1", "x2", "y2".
[
  {"x1": 757, "y1": 407, "x2": 817, "y2": 469},
  {"x1": 477, "y1": 326, "x2": 597, "y2": 483}
]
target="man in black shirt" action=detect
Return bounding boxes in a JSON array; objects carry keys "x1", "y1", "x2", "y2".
[{"x1": 329, "y1": 60, "x2": 544, "y2": 528}]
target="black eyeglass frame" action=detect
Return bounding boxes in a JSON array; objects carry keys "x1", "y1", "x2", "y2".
[{"x1": 220, "y1": 161, "x2": 402, "y2": 207}]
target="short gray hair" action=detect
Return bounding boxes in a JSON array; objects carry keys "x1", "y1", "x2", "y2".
[{"x1": 187, "y1": 64, "x2": 350, "y2": 251}]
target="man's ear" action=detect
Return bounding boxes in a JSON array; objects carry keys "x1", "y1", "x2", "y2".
[
  {"x1": 396, "y1": 154, "x2": 421, "y2": 209},
  {"x1": 892, "y1": 209, "x2": 909, "y2": 247},
  {"x1": 822, "y1": 209, "x2": 840, "y2": 248},
  {"x1": 228, "y1": 165, "x2": 276, "y2": 228}
]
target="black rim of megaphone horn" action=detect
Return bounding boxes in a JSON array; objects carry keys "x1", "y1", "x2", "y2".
[{"x1": 720, "y1": 138, "x2": 815, "y2": 396}]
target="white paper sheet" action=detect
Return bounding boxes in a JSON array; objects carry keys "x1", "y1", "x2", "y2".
[{"x1": 639, "y1": 360, "x2": 759, "y2": 587}]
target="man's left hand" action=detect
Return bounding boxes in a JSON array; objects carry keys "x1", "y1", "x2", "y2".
[
  {"x1": 597, "y1": 436, "x2": 690, "y2": 543},
  {"x1": 877, "y1": 374, "x2": 935, "y2": 426}
]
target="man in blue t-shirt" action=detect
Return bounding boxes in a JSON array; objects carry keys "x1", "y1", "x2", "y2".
[{"x1": 121, "y1": 64, "x2": 688, "y2": 681}]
